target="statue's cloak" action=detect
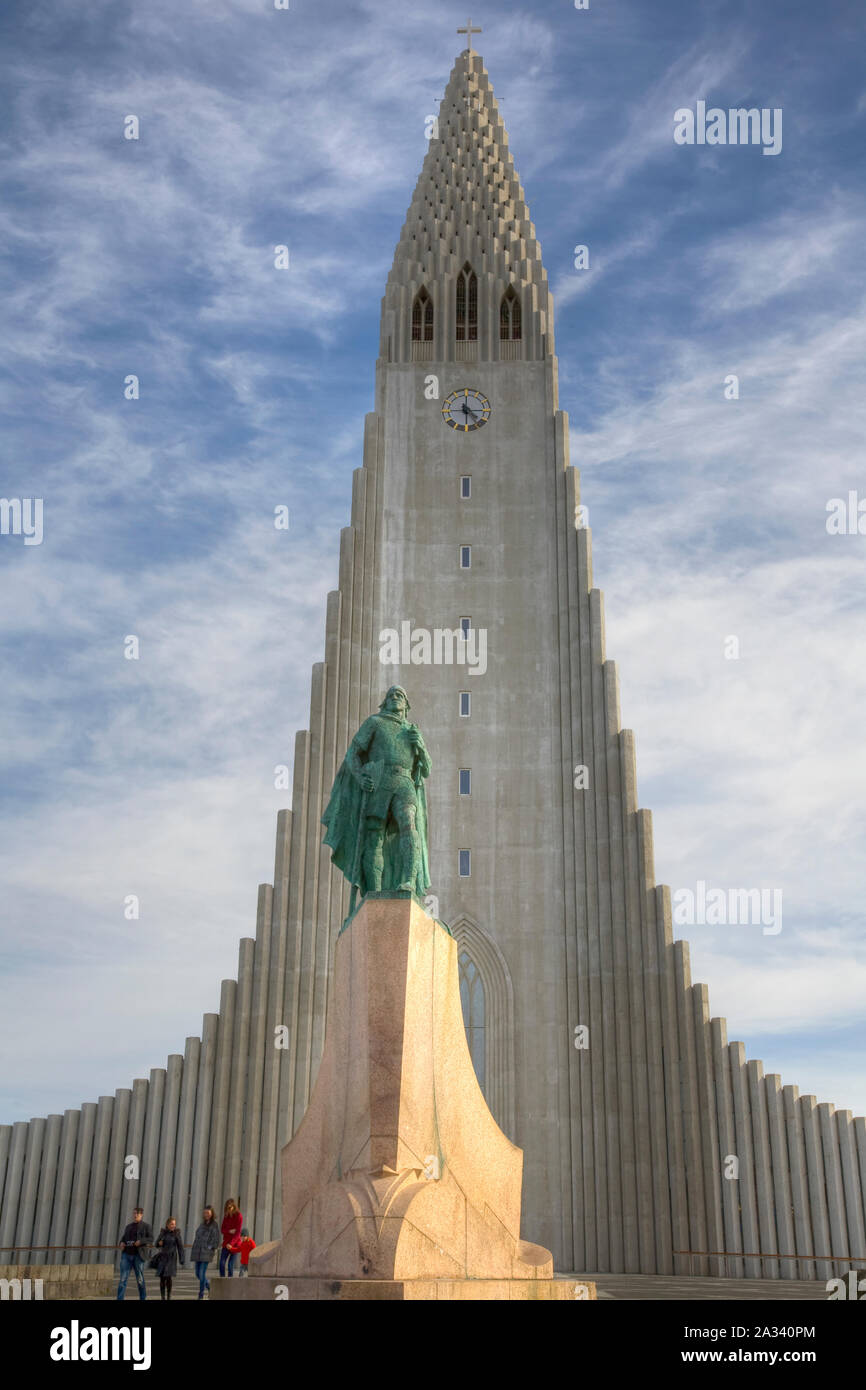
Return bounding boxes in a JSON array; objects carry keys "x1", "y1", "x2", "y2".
[{"x1": 322, "y1": 717, "x2": 431, "y2": 896}]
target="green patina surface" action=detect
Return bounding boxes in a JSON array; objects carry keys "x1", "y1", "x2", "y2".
[{"x1": 323, "y1": 687, "x2": 450, "y2": 934}]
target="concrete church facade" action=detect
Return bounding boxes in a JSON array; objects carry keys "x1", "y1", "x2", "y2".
[{"x1": 2, "y1": 46, "x2": 865, "y2": 1282}]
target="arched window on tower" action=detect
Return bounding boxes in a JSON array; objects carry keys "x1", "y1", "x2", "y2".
[
  {"x1": 456, "y1": 263, "x2": 478, "y2": 341},
  {"x1": 499, "y1": 285, "x2": 522, "y2": 340},
  {"x1": 411, "y1": 287, "x2": 434, "y2": 342},
  {"x1": 458, "y1": 949, "x2": 485, "y2": 1090}
]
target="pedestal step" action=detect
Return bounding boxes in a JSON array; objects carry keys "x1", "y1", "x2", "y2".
[{"x1": 212, "y1": 1275, "x2": 596, "y2": 1301}]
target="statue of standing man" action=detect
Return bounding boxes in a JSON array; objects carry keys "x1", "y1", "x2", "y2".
[{"x1": 322, "y1": 687, "x2": 431, "y2": 916}]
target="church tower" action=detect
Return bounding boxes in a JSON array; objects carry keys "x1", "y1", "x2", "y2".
[{"x1": 2, "y1": 42, "x2": 865, "y2": 1284}]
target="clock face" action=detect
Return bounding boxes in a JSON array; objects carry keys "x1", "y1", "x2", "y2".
[{"x1": 442, "y1": 387, "x2": 491, "y2": 432}]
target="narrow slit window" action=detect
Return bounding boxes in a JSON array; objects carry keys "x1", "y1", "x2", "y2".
[
  {"x1": 460, "y1": 545, "x2": 471, "y2": 569},
  {"x1": 458, "y1": 849, "x2": 471, "y2": 877},
  {"x1": 459, "y1": 616, "x2": 471, "y2": 638},
  {"x1": 459, "y1": 769, "x2": 471, "y2": 795},
  {"x1": 459, "y1": 691, "x2": 471, "y2": 717},
  {"x1": 460, "y1": 475, "x2": 471, "y2": 499}
]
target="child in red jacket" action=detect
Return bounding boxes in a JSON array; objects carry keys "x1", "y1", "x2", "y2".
[{"x1": 239, "y1": 1228, "x2": 257, "y2": 1277}]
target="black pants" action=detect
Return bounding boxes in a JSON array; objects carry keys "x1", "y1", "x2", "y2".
[{"x1": 159, "y1": 1276, "x2": 173, "y2": 1298}]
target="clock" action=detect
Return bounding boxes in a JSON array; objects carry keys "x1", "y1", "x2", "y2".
[{"x1": 441, "y1": 387, "x2": 491, "y2": 432}]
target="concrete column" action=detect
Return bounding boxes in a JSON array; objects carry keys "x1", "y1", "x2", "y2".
[
  {"x1": 835, "y1": 1110, "x2": 866, "y2": 1263},
  {"x1": 554, "y1": 449, "x2": 581, "y2": 1273},
  {"x1": 206, "y1": 980, "x2": 237, "y2": 1220},
  {"x1": 294, "y1": 664, "x2": 328, "y2": 1124},
  {"x1": 223, "y1": 940, "x2": 255, "y2": 1204},
  {"x1": 728, "y1": 1043, "x2": 760, "y2": 1277},
  {"x1": 359, "y1": 409, "x2": 382, "y2": 752},
  {"x1": 855, "y1": 1118, "x2": 866, "y2": 1251},
  {"x1": 520, "y1": 282, "x2": 531, "y2": 362},
  {"x1": 67, "y1": 1102, "x2": 97, "y2": 1262},
  {"x1": 800, "y1": 1094, "x2": 832, "y2": 1280},
  {"x1": 281, "y1": 735, "x2": 309, "y2": 1139},
  {"x1": 13, "y1": 1118, "x2": 45, "y2": 1260},
  {"x1": 312, "y1": 601, "x2": 342, "y2": 1071},
  {"x1": 335, "y1": 506, "x2": 355, "y2": 751},
  {"x1": 0, "y1": 1122, "x2": 27, "y2": 1260},
  {"x1": 83, "y1": 1097, "x2": 113, "y2": 1263},
  {"x1": 574, "y1": 572, "x2": 602, "y2": 1273},
  {"x1": 256, "y1": 812, "x2": 293, "y2": 1242},
  {"x1": 152, "y1": 1057, "x2": 183, "y2": 1232},
  {"x1": 656, "y1": 887, "x2": 689, "y2": 1276},
  {"x1": 123, "y1": 1079, "x2": 148, "y2": 1217},
  {"x1": 746, "y1": 1061, "x2": 779, "y2": 1278},
  {"x1": 603, "y1": 661, "x2": 639, "y2": 1275},
  {"x1": 783, "y1": 1085, "x2": 814, "y2": 1280},
  {"x1": 101, "y1": 1089, "x2": 132, "y2": 1261},
  {"x1": 48, "y1": 1110, "x2": 79, "y2": 1267},
  {"x1": 541, "y1": 434, "x2": 578, "y2": 1272},
  {"x1": 561, "y1": 470, "x2": 590, "y2": 1275},
  {"x1": 819, "y1": 1103, "x2": 849, "y2": 1277},
  {"x1": 710, "y1": 1019, "x2": 741, "y2": 1278},
  {"x1": 764, "y1": 1075, "x2": 797, "y2": 1279},
  {"x1": 673, "y1": 948, "x2": 707, "y2": 1276},
  {"x1": 172, "y1": 1038, "x2": 200, "y2": 1238},
  {"x1": 138, "y1": 1070, "x2": 165, "y2": 1236},
  {"x1": 31, "y1": 1114, "x2": 62, "y2": 1260},
  {"x1": 619, "y1": 731, "x2": 656, "y2": 1273},
  {"x1": 394, "y1": 282, "x2": 405, "y2": 363},
  {"x1": 636, "y1": 816, "x2": 673, "y2": 1274},
  {"x1": 239, "y1": 885, "x2": 272, "y2": 1226},
  {"x1": 569, "y1": 528, "x2": 594, "y2": 1273},
  {"x1": 590, "y1": 588, "x2": 620, "y2": 1271},
  {"x1": 692, "y1": 989, "x2": 724, "y2": 1276},
  {"x1": 435, "y1": 272, "x2": 447, "y2": 367},
  {"x1": 0, "y1": 1126, "x2": 11, "y2": 1228},
  {"x1": 188, "y1": 1013, "x2": 219, "y2": 1239}
]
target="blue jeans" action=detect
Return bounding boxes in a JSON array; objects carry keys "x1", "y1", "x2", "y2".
[
  {"x1": 219, "y1": 1247, "x2": 237, "y2": 1277},
  {"x1": 194, "y1": 1260, "x2": 211, "y2": 1296},
  {"x1": 116, "y1": 1251, "x2": 147, "y2": 1300}
]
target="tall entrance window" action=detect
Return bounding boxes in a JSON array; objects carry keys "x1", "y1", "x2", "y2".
[
  {"x1": 450, "y1": 916, "x2": 516, "y2": 1136},
  {"x1": 456, "y1": 263, "x2": 478, "y2": 341},
  {"x1": 459, "y1": 950, "x2": 485, "y2": 1089}
]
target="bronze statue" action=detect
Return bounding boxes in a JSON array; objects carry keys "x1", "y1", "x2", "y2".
[{"x1": 322, "y1": 687, "x2": 431, "y2": 917}]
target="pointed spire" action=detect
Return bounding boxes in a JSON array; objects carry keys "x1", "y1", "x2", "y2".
[{"x1": 380, "y1": 51, "x2": 554, "y2": 364}]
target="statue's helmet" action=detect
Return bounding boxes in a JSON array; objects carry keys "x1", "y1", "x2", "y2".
[{"x1": 380, "y1": 685, "x2": 410, "y2": 712}]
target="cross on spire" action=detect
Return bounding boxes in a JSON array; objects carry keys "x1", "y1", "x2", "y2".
[{"x1": 457, "y1": 16, "x2": 482, "y2": 53}]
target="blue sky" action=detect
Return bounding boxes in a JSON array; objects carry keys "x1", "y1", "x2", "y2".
[{"x1": 1, "y1": 0, "x2": 865, "y2": 1124}]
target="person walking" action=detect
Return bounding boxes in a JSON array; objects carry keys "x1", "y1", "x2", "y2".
[
  {"x1": 238, "y1": 1227, "x2": 256, "y2": 1277},
  {"x1": 116, "y1": 1206, "x2": 152, "y2": 1301},
  {"x1": 191, "y1": 1205, "x2": 221, "y2": 1300},
  {"x1": 154, "y1": 1216, "x2": 185, "y2": 1300},
  {"x1": 219, "y1": 1198, "x2": 243, "y2": 1277}
]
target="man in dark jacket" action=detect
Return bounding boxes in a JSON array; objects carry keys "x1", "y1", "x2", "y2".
[{"x1": 117, "y1": 1207, "x2": 152, "y2": 1300}]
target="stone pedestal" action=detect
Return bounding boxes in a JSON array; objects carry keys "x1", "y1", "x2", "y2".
[{"x1": 213, "y1": 897, "x2": 594, "y2": 1301}]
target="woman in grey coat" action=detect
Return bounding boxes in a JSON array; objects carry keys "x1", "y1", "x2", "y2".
[
  {"x1": 191, "y1": 1205, "x2": 221, "y2": 1300},
  {"x1": 155, "y1": 1217, "x2": 185, "y2": 1300}
]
